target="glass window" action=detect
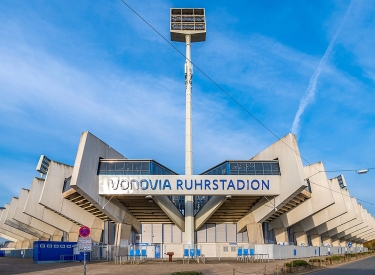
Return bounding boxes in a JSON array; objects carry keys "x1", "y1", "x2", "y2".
[
  {"x1": 98, "y1": 162, "x2": 107, "y2": 175},
  {"x1": 255, "y1": 163, "x2": 263, "y2": 175},
  {"x1": 141, "y1": 162, "x2": 150, "y2": 175},
  {"x1": 116, "y1": 162, "x2": 124, "y2": 175},
  {"x1": 246, "y1": 163, "x2": 255, "y2": 175},
  {"x1": 221, "y1": 164, "x2": 227, "y2": 175},
  {"x1": 272, "y1": 163, "x2": 280, "y2": 175},
  {"x1": 230, "y1": 163, "x2": 238, "y2": 174},
  {"x1": 133, "y1": 162, "x2": 141, "y2": 172},
  {"x1": 238, "y1": 163, "x2": 247, "y2": 175},
  {"x1": 263, "y1": 163, "x2": 272, "y2": 175},
  {"x1": 107, "y1": 162, "x2": 116, "y2": 175},
  {"x1": 125, "y1": 163, "x2": 132, "y2": 173}
]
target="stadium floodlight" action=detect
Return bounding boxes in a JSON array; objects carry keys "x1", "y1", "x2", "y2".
[
  {"x1": 170, "y1": 8, "x2": 206, "y2": 42},
  {"x1": 36, "y1": 155, "x2": 51, "y2": 177},
  {"x1": 170, "y1": 8, "x2": 206, "y2": 248}
]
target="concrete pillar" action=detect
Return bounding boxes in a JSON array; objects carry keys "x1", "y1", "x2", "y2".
[
  {"x1": 340, "y1": 239, "x2": 347, "y2": 247},
  {"x1": 51, "y1": 229, "x2": 63, "y2": 241},
  {"x1": 246, "y1": 223, "x2": 264, "y2": 245},
  {"x1": 90, "y1": 218, "x2": 104, "y2": 243},
  {"x1": 68, "y1": 232, "x2": 79, "y2": 242},
  {"x1": 332, "y1": 238, "x2": 340, "y2": 247},
  {"x1": 21, "y1": 239, "x2": 31, "y2": 249},
  {"x1": 114, "y1": 223, "x2": 132, "y2": 246},
  {"x1": 274, "y1": 228, "x2": 288, "y2": 243},
  {"x1": 321, "y1": 236, "x2": 332, "y2": 246},
  {"x1": 295, "y1": 232, "x2": 308, "y2": 246},
  {"x1": 15, "y1": 241, "x2": 23, "y2": 249},
  {"x1": 310, "y1": 234, "x2": 321, "y2": 246}
]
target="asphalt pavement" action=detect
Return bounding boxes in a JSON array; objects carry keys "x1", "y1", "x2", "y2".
[{"x1": 309, "y1": 256, "x2": 375, "y2": 275}]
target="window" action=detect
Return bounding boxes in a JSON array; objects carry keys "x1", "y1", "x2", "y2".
[
  {"x1": 54, "y1": 245, "x2": 59, "y2": 248},
  {"x1": 67, "y1": 245, "x2": 72, "y2": 248},
  {"x1": 223, "y1": 246, "x2": 228, "y2": 252},
  {"x1": 40, "y1": 244, "x2": 45, "y2": 248},
  {"x1": 47, "y1": 244, "x2": 52, "y2": 248},
  {"x1": 60, "y1": 245, "x2": 65, "y2": 248},
  {"x1": 231, "y1": 246, "x2": 236, "y2": 252}
]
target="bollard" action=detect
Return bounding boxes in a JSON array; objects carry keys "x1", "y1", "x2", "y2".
[
  {"x1": 233, "y1": 268, "x2": 235, "y2": 275},
  {"x1": 276, "y1": 264, "x2": 278, "y2": 275},
  {"x1": 264, "y1": 264, "x2": 267, "y2": 274}
]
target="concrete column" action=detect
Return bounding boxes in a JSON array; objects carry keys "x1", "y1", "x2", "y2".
[
  {"x1": 246, "y1": 223, "x2": 264, "y2": 245},
  {"x1": 310, "y1": 234, "x2": 321, "y2": 246},
  {"x1": 90, "y1": 218, "x2": 104, "y2": 243},
  {"x1": 295, "y1": 232, "x2": 308, "y2": 246},
  {"x1": 321, "y1": 236, "x2": 332, "y2": 246},
  {"x1": 114, "y1": 223, "x2": 131, "y2": 246},
  {"x1": 332, "y1": 238, "x2": 340, "y2": 247},
  {"x1": 68, "y1": 232, "x2": 79, "y2": 242},
  {"x1": 51, "y1": 229, "x2": 63, "y2": 241},
  {"x1": 21, "y1": 239, "x2": 32, "y2": 249},
  {"x1": 274, "y1": 228, "x2": 288, "y2": 243},
  {"x1": 15, "y1": 241, "x2": 23, "y2": 249},
  {"x1": 340, "y1": 239, "x2": 347, "y2": 247}
]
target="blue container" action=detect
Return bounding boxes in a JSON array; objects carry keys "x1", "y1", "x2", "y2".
[
  {"x1": 0, "y1": 250, "x2": 5, "y2": 257},
  {"x1": 33, "y1": 241, "x2": 77, "y2": 264}
]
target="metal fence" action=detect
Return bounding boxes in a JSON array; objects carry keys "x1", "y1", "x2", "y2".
[{"x1": 2, "y1": 249, "x2": 33, "y2": 258}]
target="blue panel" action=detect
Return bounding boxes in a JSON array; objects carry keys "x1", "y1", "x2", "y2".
[
  {"x1": 237, "y1": 248, "x2": 243, "y2": 256},
  {"x1": 189, "y1": 249, "x2": 195, "y2": 257},
  {"x1": 183, "y1": 249, "x2": 189, "y2": 257},
  {"x1": 293, "y1": 249, "x2": 297, "y2": 256},
  {"x1": 250, "y1": 249, "x2": 254, "y2": 255},
  {"x1": 196, "y1": 249, "x2": 201, "y2": 256},
  {"x1": 155, "y1": 245, "x2": 161, "y2": 258}
]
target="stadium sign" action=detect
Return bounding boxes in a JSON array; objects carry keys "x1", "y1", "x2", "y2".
[{"x1": 99, "y1": 175, "x2": 280, "y2": 196}]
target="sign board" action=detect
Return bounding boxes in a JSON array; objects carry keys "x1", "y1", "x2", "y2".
[
  {"x1": 348, "y1": 242, "x2": 352, "y2": 248},
  {"x1": 78, "y1": 237, "x2": 92, "y2": 252},
  {"x1": 79, "y1": 226, "x2": 91, "y2": 237},
  {"x1": 99, "y1": 175, "x2": 280, "y2": 196}
]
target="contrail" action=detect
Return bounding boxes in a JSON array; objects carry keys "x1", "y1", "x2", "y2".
[{"x1": 291, "y1": 1, "x2": 353, "y2": 136}]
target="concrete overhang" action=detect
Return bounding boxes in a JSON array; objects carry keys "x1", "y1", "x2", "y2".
[
  {"x1": 5, "y1": 197, "x2": 50, "y2": 239},
  {"x1": 327, "y1": 197, "x2": 363, "y2": 237},
  {"x1": 14, "y1": 188, "x2": 63, "y2": 238},
  {"x1": 0, "y1": 206, "x2": 36, "y2": 242},
  {"x1": 237, "y1": 134, "x2": 308, "y2": 232},
  {"x1": 69, "y1": 132, "x2": 143, "y2": 233},
  {"x1": 315, "y1": 188, "x2": 356, "y2": 235},
  {"x1": 24, "y1": 177, "x2": 81, "y2": 241},
  {"x1": 39, "y1": 160, "x2": 104, "y2": 242}
]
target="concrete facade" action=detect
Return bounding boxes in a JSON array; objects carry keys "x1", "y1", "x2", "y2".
[{"x1": 1, "y1": 131, "x2": 374, "y2": 251}]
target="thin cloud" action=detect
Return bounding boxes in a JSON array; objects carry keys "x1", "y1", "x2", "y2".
[{"x1": 291, "y1": 0, "x2": 354, "y2": 136}]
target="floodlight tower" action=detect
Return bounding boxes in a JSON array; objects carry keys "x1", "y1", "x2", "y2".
[{"x1": 170, "y1": 8, "x2": 206, "y2": 247}]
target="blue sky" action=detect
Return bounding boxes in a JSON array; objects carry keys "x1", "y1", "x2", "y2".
[{"x1": 0, "y1": 0, "x2": 374, "y2": 243}]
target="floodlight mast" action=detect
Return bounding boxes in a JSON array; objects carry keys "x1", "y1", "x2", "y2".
[{"x1": 170, "y1": 8, "x2": 206, "y2": 247}]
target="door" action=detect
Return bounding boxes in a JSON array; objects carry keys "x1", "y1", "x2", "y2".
[{"x1": 155, "y1": 244, "x2": 161, "y2": 258}]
